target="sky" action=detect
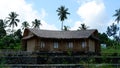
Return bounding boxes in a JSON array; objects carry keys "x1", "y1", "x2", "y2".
[{"x1": 0, "y1": 0, "x2": 120, "y2": 33}]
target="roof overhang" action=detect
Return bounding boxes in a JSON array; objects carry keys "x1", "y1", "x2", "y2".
[{"x1": 22, "y1": 35, "x2": 34, "y2": 40}]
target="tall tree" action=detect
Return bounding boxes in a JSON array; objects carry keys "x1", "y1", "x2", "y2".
[
  {"x1": 0, "y1": 19, "x2": 6, "y2": 38},
  {"x1": 6, "y1": 12, "x2": 20, "y2": 32},
  {"x1": 56, "y1": 6, "x2": 70, "y2": 30},
  {"x1": 78, "y1": 23, "x2": 89, "y2": 30},
  {"x1": 113, "y1": 8, "x2": 120, "y2": 23},
  {"x1": 113, "y1": 8, "x2": 120, "y2": 42},
  {"x1": 106, "y1": 23, "x2": 119, "y2": 41},
  {"x1": 0, "y1": 19, "x2": 7, "y2": 29},
  {"x1": 22, "y1": 21, "x2": 29, "y2": 30},
  {"x1": 98, "y1": 33, "x2": 109, "y2": 44},
  {"x1": 32, "y1": 19, "x2": 42, "y2": 28},
  {"x1": 14, "y1": 29, "x2": 22, "y2": 40}
]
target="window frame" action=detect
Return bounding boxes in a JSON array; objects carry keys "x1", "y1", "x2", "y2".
[
  {"x1": 68, "y1": 42, "x2": 73, "y2": 48},
  {"x1": 81, "y1": 41, "x2": 86, "y2": 48},
  {"x1": 53, "y1": 42, "x2": 59, "y2": 48},
  {"x1": 40, "y1": 41, "x2": 45, "y2": 48}
]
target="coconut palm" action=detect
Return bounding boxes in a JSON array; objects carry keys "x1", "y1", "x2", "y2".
[
  {"x1": 78, "y1": 23, "x2": 89, "y2": 30},
  {"x1": 32, "y1": 19, "x2": 42, "y2": 28},
  {"x1": 63, "y1": 25, "x2": 70, "y2": 31},
  {"x1": 113, "y1": 8, "x2": 120, "y2": 40},
  {"x1": 22, "y1": 21, "x2": 30, "y2": 30},
  {"x1": 6, "y1": 12, "x2": 20, "y2": 32},
  {"x1": 113, "y1": 8, "x2": 120, "y2": 23},
  {"x1": 56, "y1": 6, "x2": 70, "y2": 30}
]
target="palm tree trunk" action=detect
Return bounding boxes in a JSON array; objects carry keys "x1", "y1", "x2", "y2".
[
  {"x1": 12, "y1": 27, "x2": 14, "y2": 34},
  {"x1": 61, "y1": 21, "x2": 63, "y2": 30}
]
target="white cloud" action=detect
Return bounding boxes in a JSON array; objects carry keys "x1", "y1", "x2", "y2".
[
  {"x1": 72, "y1": 0, "x2": 108, "y2": 32},
  {"x1": 77, "y1": 1, "x2": 105, "y2": 20},
  {"x1": 40, "y1": 8, "x2": 48, "y2": 19},
  {"x1": 0, "y1": 0, "x2": 57, "y2": 30},
  {"x1": 66, "y1": 19, "x2": 73, "y2": 24},
  {"x1": 71, "y1": 21, "x2": 82, "y2": 30},
  {"x1": 76, "y1": 0, "x2": 95, "y2": 4},
  {"x1": 41, "y1": 20, "x2": 58, "y2": 30}
]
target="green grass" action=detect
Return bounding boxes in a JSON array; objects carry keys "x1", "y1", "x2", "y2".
[
  {"x1": 91, "y1": 64, "x2": 113, "y2": 68},
  {"x1": 101, "y1": 45, "x2": 120, "y2": 56}
]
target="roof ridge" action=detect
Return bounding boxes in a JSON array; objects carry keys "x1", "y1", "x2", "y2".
[{"x1": 27, "y1": 28, "x2": 97, "y2": 32}]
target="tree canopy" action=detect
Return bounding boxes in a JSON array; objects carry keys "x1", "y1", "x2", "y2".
[
  {"x1": 78, "y1": 23, "x2": 89, "y2": 30},
  {"x1": 22, "y1": 21, "x2": 29, "y2": 30},
  {"x1": 32, "y1": 19, "x2": 42, "y2": 29},
  {"x1": 56, "y1": 5, "x2": 70, "y2": 30},
  {"x1": 113, "y1": 8, "x2": 120, "y2": 23},
  {"x1": 6, "y1": 12, "x2": 20, "y2": 33}
]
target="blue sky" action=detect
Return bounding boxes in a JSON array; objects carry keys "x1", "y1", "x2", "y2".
[{"x1": 0, "y1": 0, "x2": 120, "y2": 33}]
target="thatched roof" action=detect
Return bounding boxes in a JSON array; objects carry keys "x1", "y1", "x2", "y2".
[{"x1": 22, "y1": 28, "x2": 98, "y2": 40}]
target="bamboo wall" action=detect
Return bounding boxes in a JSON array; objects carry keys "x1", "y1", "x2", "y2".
[{"x1": 32, "y1": 38, "x2": 99, "y2": 53}]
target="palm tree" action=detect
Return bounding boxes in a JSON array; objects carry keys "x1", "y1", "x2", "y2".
[
  {"x1": 0, "y1": 19, "x2": 6, "y2": 29},
  {"x1": 113, "y1": 8, "x2": 120, "y2": 41},
  {"x1": 113, "y1": 8, "x2": 120, "y2": 23},
  {"x1": 0, "y1": 19, "x2": 6, "y2": 38},
  {"x1": 22, "y1": 21, "x2": 30, "y2": 30},
  {"x1": 32, "y1": 19, "x2": 42, "y2": 29},
  {"x1": 6, "y1": 12, "x2": 20, "y2": 32},
  {"x1": 56, "y1": 5, "x2": 70, "y2": 30},
  {"x1": 63, "y1": 25, "x2": 70, "y2": 31},
  {"x1": 78, "y1": 23, "x2": 89, "y2": 30}
]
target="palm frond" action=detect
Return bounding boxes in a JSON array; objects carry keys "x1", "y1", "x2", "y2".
[{"x1": 113, "y1": 8, "x2": 120, "y2": 23}]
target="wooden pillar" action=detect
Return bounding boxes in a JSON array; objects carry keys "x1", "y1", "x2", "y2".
[{"x1": 85, "y1": 39, "x2": 89, "y2": 53}]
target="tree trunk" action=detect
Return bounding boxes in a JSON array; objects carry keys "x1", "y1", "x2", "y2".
[{"x1": 61, "y1": 21, "x2": 63, "y2": 30}]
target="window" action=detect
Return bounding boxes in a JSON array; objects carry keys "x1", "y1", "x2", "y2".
[
  {"x1": 82, "y1": 41, "x2": 86, "y2": 48},
  {"x1": 40, "y1": 41, "x2": 45, "y2": 48},
  {"x1": 68, "y1": 42, "x2": 73, "y2": 48},
  {"x1": 53, "y1": 42, "x2": 58, "y2": 48}
]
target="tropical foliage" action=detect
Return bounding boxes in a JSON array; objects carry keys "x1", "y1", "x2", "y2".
[
  {"x1": 6, "y1": 12, "x2": 20, "y2": 33},
  {"x1": 107, "y1": 23, "x2": 120, "y2": 42},
  {"x1": 32, "y1": 19, "x2": 42, "y2": 28},
  {"x1": 0, "y1": 29, "x2": 22, "y2": 49},
  {"x1": 78, "y1": 23, "x2": 89, "y2": 30},
  {"x1": 113, "y1": 8, "x2": 120, "y2": 42},
  {"x1": 63, "y1": 25, "x2": 70, "y2": 31},
  {"x1": 0, "y1": 19, "x2": 6, "y2": 38},
  {"x1": 56, "y1": 5, "x2": 70, "y2": 30},
  {"x1": 0, "y1": 12, "x2": 21, "y2": 50},
  {"x1": 113, "y1": 8, "x2": 120, "y2": 23},
  {"x1": 22, "y1": 21, "x2": 29, "y2": 30}
]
